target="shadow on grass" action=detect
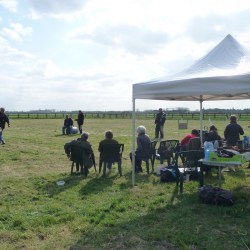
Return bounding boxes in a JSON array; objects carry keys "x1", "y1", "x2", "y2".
[{"x1": 69, "y1": 183, "x2": 250, "y2": 250}]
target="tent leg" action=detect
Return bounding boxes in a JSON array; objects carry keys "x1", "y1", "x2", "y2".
[
  {"x1": 199, "y1": 97, "x2": 204, "y2": 143},
  {"x1": 132, "y1": 98, "x2": 136, "y2": 187}
]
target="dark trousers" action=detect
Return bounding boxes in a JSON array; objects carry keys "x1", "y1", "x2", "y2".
[
  {"x1": 155, "y1": 124, "x2": 164, "y2": 139},
  {"x1": 130, "y1": 152, "x2": 142, "y2": 172}
]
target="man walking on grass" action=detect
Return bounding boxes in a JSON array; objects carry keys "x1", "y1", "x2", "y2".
[{"x1": 0, "y1": 107, "x2": 10, "y2": 145}]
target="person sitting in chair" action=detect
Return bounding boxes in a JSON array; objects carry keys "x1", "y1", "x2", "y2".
[
  {"x1": 180, "y1": 129, "x2": 200, "y2": 150},
  {"x1": 130, "y1": 125, "x2": 151, "y2": 173},
  {"x1": 98, "y1": 130, "x2": 118, "y2": 172},
  {"x1": 62, "y1": 114, "x2": 74, "y2": 135},
  {"x1": 64, "y1": 132, "x2": 94, "y2": 175}
]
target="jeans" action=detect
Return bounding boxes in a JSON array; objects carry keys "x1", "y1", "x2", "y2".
[{"x1": 62, "y1": 126, "x2": 73, "y2": 135}]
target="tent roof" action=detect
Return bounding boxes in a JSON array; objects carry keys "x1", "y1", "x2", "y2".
[{"x1": 133, "y1": 34, "x2": 250, "y2": 101}]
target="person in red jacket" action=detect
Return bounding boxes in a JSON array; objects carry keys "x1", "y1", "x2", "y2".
[{"x1": 180, "y1": 129, "x2": 199, "y2": 150}]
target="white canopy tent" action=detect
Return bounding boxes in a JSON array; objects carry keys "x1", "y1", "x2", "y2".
[{"x1": 132, "y1": 34, "x2": 250, "y2": 186}]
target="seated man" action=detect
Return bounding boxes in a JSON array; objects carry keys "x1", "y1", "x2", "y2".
[
  {"x1": 64, "y1": 132, "x2": 94, "y2": 175},
  {"x1": 62, "y1": 114, "x2": 74, "y2": 135},
  {"x1": 98, "y1": 130, "x2": 118, "y2": 172}
]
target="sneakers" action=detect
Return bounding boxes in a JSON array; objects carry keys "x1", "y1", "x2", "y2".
[{"x1": 1, "y1": 141, "x2": 5, "y2": 145}]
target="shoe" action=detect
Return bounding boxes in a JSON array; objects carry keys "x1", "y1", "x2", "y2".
[{"x1": 1, "y1": 141, "x2": 5, "y2": 145}]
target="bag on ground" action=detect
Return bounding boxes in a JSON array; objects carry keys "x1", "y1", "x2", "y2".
[{"x1": 198, "y1": 185, "x2": 233, "y2": 206}]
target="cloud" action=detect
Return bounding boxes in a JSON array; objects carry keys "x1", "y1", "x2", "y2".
[
  {"x1": 0, "y1": 0, "x2": 17, "y2": 12},
  {"x1": 29, "y1": 0, "x2": 87, "y2": 13},
  {"x1": 68, "y1": 24, "x2": 169, "y2": 55},
  {"x1": 0, "y1": 22, "x2": 32, "y2": 42}
]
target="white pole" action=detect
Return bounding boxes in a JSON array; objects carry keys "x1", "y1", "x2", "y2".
[
  {"x1": 200, "y1": 96, "x2": 203, "y2": 143},
  {"x1": 132, "y1": 98, "x2": 136, "y2": 187}
]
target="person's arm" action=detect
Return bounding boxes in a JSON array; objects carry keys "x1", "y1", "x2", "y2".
[{"x1": 239, "y1": 125, "x2": 244, "y2": 135}]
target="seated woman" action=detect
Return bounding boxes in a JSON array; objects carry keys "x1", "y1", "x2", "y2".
[
  {"x1": 64, "y1": 132, "x2": 94, "y2": 175},
  {"x1": 98, "y1": 130, "x2": 118, "y2": 172},
  {"x1": 205, "y1": 125, "x2": 222, "y2": 147},
  {"x1": 130, "y1": 125, "x2": 151, "y2": 173}
]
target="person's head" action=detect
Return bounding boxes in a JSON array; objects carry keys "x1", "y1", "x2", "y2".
[
  {"x1": 158, "y1": 108, "x2": 163, "y2": 113},
  {"x1": 191, "y1": 129, "x2": 199, "y2": 136},
  {"x1": 105, "y1": 130, "x2": 113, "y2": 139},
  {"x1": 79, "y1": 110, "x2": 82, "y2": 113},
  {"x1": 65, "y1": 114, "x2": 69, "y2": 118},
  {"x1": 230, "y1": 115, "x2": 237, "y2": 123},
  {"x1": 0, "y1": 107, "x2": 5, "y2": 113},
  {"x1": 209, "y1": 125, "x2": 217, "y2": 132},
  {"x1": 137, "y1": 125, "x2": 146, "y2": 135},
  {"x1": 81, "y1": 132, "x2": 89, "y2": 141}
]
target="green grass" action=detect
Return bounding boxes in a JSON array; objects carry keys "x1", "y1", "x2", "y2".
[{"x1": 0, "y1": 119, "x2": 250, "y2": 250}]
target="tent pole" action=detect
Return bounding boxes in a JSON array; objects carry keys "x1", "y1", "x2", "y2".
[
  {"x1": 132, "y1": 98, "x2": 136, "y2": 187},
  {"x1": 199, "y1": 96, "x2": 203, "y2": 143}
]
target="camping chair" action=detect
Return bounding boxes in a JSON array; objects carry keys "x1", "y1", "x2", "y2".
[
  {"x1": 70, "y1": 145, "x2": 96, "y2": 176},
  {"x1": 140, "y1": 140, "x2": 158, "y2": 174},
  {"x1": 156, "y1": 140, "x2": 179, "y2": 165},
  {"x1": 176, "y1": 150, "x2": 204, "y2": 193},
  {"x1": 99, "y1": 143, "x2": 124, "y2": 177}
]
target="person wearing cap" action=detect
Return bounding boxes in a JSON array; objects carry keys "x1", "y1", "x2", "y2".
[
  {"x1": 0, "y1": 107, "x2": 10, "y2": 145},
  {"x1": 75, "y1": 110, "x2": 85, "y2": 134},
  {"x1": 224, "y1": 115, "x2": 244, "y2": 146}
]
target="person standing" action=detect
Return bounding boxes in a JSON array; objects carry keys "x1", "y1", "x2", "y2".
[
  {"x1": 0, "y1": 107, "x2": 10, "y2": 145},
  {"x1": 154, "y1": 108, "x2": 166, "y2": 139},
  {"x1": 224, "y1": 115, "x2": 244, "y2": 146},
  {"x1": 75, "y1": 110, "x2": 85, "y2": 134}
]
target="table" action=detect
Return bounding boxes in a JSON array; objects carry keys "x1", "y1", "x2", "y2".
[{"x1": 199, "y1": 159, "x2": 242, "y2": 187}]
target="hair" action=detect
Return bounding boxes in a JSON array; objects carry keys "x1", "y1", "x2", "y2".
[
  {"x1": 81, "y1": 132, "x2": 89, "y2": 140},
  {"x1": 230, "y1": 115, "x2": 237, "y2": 123},
  {"x1": 209, "y1": 125, "x2": 217, "y2": 131},
  {"x1": 0, "y1": 107, "x2": 5, "y2": 112},
  {"x1": 105, "y1": 130, "x2": 113, "y2": 139},
  {"x1": 137, "y1": 125, "x2": 146, "y2": 134},
  {"x1": 191, "y1": 129, "x2": 199, "y2": 136}
]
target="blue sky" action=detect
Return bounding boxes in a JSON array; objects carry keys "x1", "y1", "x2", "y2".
[{"x1": 0, "y1": 0, "x2": 250, "y2": 111}]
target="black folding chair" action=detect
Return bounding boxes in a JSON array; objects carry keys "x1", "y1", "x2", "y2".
[
  {"x1": 70, "y1": 145, "x2": 96, "y2": 176},
  {"x1": 141, "y1": 140, "x2": 158, "y2": 174},
  {"x1": 156, "y1": 140, "x2": 179, "y2": 165},
  {"x1": 99, "y1": 144, "x2": 124, "y2": 177},
  {"x1": 176, "y1": 150, "x2": 204, "y2": 193}
]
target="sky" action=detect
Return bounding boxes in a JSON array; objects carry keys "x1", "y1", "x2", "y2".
[{"x1": 0, "y1": 0, "x2": 250, "y2": 112}]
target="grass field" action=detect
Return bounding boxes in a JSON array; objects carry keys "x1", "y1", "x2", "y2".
[{"x1": 0, "y1": 118, "x2": 250, "y2": 250}]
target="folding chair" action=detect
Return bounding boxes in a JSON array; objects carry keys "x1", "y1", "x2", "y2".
[
  {"x1": 141, "y1": 140, "x2": 158, "y2": 174},
  {"x1": 99, "y1": 143, "x2": 124, "y2": 177},
  {"x1": 176, "y1": 150, "x2": 204, "y2": 193},
  {"x1": 70, "y1": 145, "x2": 96, "y2": 176},
  {"x1": 156, "y1": 139, "x2": 179, "y2": 165}
]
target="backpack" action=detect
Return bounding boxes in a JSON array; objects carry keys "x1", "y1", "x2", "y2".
[
  {"x1": 198, "y1": 185, "x2": 233, "y2": 206},
  {"x1": 160, "y1": 165, "x2": 179, "y2": 182}
]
